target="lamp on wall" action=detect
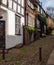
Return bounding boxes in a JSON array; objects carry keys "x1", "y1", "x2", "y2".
[{"x1": 0, "y1": 16, "x2": 3, "y2": 19}]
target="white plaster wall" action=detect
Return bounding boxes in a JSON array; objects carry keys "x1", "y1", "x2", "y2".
[
  {"x1": 0, "y1": 6, "x2": 25, "y2": 49},
  {"x1": 6, "y1": 10, "x2": 25, "y2": 49},
  {"x1": 7, "y1": 10, "x2": 15, "y2": 35}
]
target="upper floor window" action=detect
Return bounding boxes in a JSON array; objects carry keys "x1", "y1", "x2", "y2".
[
  {"x1": 1, "y1": 0, "x2": 24, "y2": 16},
  {"x1": 18, "y1": 0, "x2": 24, "y2": 7},
  {"x1": 8, "y1": 0, "x2": 12, "y2": 9},
  {"x1": 21, "y1": 8, "x2": 24, "y2": 15},
  {"x1": 17, "y1": 5, "x2": 21, "y2": 13},
  {"x1": 28, "y1": 0, "x2": 34, "y2": 9},
  {"x1": 21, "y1": 0, "x2": 24, "y2": 7},
  {"x1": 2, "y1": 0, "x2": 7, "y2": 5},
  {"x1": 18, "y1": 0, "x2": 21, "y2": 4},
  {"x1": 15, "y1": 0, "x2": 17, "y2": 2},
  {"x1": 13, "y1": 2, "x2": 17, "y2": 11}
]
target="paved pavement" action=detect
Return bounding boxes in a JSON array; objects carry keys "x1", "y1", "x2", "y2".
[{"x1": 47, "y1": 50, "x2": 54, "y2": 65}]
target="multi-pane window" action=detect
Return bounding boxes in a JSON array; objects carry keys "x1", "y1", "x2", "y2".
[
  {"x1": 18, "y1": 5, "x2": 21, "y2": 13},
  {"x1": 14, "y1": 0, "x2": 17, "y2": 2},
  {"x1": 17, "y1": 0, "x2": 24, "y2": 15},
  {"x1": 15, "y1": 15, "x2": 21, "y2": 35},
  {"x1": 1, "y1": 0, "x2": 24, "y2": 16},
  {"x1": 8, "y1": 0, "x2": 12, "y2": 9},
  {"x1": 28, "y1": 15, "x2": 35, "y2": 27},
  {"x1": 21, "y1": 8, "x2": 24, "y2": 15},
  {"x1": 13, "y1": 2, "x2": 17, "y2": 11},
  {"x1": 21, "y1": 0, "x2": 24, "y2": 7},
  {"x1": 28, "y1": 0, "x2": 34, "y2": 9},
  {"x1": 2, "y1": 0, "x2": 7, "y2": 5},
  {"x1": 18, "y1": 0, "x2": 21, "y2": 4}
]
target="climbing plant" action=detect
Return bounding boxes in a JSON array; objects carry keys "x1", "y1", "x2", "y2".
[{"x1": 38, "y1": 14, "x2": 48, "y2": 26}]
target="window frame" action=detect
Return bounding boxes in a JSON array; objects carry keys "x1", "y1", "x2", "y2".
[
  {"x1": 1, "y1": 0, "x2": 25, "y2": 16},
  {"x1": 15, "y1": 14, "x2": 21, "y2": 35},
  {"x1": 28, "y1": 15, "x2": 35, "y2": 27},
  {"x1": 8, "y1": 0, "x2": 13, "y2": 9},
  {"x1": 13, "y1": 1, "x2": 17, "y2": 12},
  {"x1": 28, "y1": 0, "x2": 34, "y2": 9},
  {"x1": 1, "y1": 0, "x2": 8, "y2": 7}
]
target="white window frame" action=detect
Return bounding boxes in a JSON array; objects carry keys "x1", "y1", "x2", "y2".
[
  {"x1": 15, "y1": 15, "x2": 21, "y2": 35},
  {"x1": 2, "y1": 0, "x2": 7, "y2": 5}
]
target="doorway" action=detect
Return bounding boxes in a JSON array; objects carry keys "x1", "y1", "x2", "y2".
[{"x1": 0, "y1": 20, "x2": 5, "y2": 49}]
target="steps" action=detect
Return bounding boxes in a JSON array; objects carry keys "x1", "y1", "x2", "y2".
[{"x1": 15, "y1": 44, "x2": 23, "y2": 49}]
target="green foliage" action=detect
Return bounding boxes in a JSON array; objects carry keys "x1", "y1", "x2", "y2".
[
  {"x1": 33, "y1": 7, "x2": 38, "y2": 12},
  {"x1": 0, "y1": 55, "x2": 13, "y2": 62},
  {"x1": 46, "y1": 18, "x2": 48, "y2": 26},
  {"x1": 14, "y1": 61, "x2": 22, "y2": 65},
  {"x1": 27, "y1": 26, "x2": 36, "y2": 38},
  {"x1": 6, "y1": 55, "x2": 13, "y2": 61},
  {"x1": 38, "y1": 14, "x2": 48, "y2": 26},
  {"x1": 20, "y1": 47, "x2": 28, "y2": 53},
  {"x1": 38, "y1": 14, "x2": 45, "y2": 20},
  {"x1": 27, "y1": 26, "x2": 36, "y2": 32}
]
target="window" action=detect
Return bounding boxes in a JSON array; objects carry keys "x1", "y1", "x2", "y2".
[
  {"x1": 18, "y1": 5, "x2": 21, "y2": 13},
  {"x1": 18, "y1": 0, "x2": 21, "y2": 4},
  {"x1": 28, "y1": 0, "x2": 34, "y2": 9},
  {"x1": 15, "y1": 0, "x2": 17, "y2": 2},
  {"x1": 8, "y1": 0, "x2": 12, "y2": 9},
  {"x1": 21, "y1": 8, "x2": 24, "y2": 15},
  {"x1": 15, "y1": 15, "x2": 21, "y2": 35},
  {"x1": 21, "y1": 0, "x2": 24, "y2": 7},
  {"x1": 2, "y1": 0, "x2": 7, "y2": 5},
  {"x1": 28, "y1": 0, "x2": 30, "y2": 6},
  {"x1": 36, "y1": 20, "x2": 40, "y2": 28},
  {"x1": 31, "y1": 3, "x2": 34, "y2": 9},
  {"x1": 28, "y1": 15, "x2": 35, "y2": 27},
  {"x1": 13, "y1": 2, "x2": 17, "y2": 11}
]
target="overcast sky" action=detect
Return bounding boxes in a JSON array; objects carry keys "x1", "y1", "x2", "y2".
[{"x1": 39, "y1": 0, "x2": 54, "y2": 10}]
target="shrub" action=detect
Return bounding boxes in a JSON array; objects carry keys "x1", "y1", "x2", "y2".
[{"x1": 27, "y1": 26, "x2": 36, "y2": 38}]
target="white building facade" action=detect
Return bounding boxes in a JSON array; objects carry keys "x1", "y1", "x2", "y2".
[{"x1": 0, "y1": 0, "x2": 25, "y2": 49}]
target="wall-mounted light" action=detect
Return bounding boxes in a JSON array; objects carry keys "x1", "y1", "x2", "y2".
[{"x1": 0, "y1": 16, "x2": 3, "y2": 19}]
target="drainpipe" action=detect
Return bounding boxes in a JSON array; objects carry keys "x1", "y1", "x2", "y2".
[{"x1": 23, "y1": 0, "x2": 27, "y2": 45}]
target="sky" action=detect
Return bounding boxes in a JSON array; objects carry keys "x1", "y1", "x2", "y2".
[{"x1": 39, "y1": 0, "x2": 54, "y2": 10}]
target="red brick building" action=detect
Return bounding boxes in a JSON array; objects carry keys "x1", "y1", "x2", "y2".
[{"x1": 23, "y1": 0, "x2": 39, "y2": 45}]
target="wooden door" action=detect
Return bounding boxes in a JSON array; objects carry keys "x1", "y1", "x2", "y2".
[{"x1": 0, "y1": 20, "x2": 5, "y2": 49}]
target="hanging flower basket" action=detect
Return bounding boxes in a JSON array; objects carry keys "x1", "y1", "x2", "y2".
[
  {"x1": 27, "y1": 26, "x2": 36, "y2": 38},
  {"x1": 33, "y1": 7, "x2": 38, "y2": 13}
]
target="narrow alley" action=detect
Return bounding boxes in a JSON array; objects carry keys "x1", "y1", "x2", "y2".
[{"x1": 0, "y1": 35, "x2": 54, "y2": 65}]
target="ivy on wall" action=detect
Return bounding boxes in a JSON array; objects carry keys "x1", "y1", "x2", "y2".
[{"x1": 38, "y1": 14, "x2": 48, "y2": 26}]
